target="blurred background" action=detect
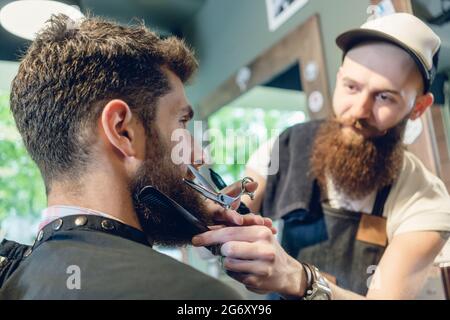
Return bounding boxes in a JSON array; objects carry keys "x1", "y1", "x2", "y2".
[{"x1": 0, "y1": 0, "x2": 450, "y2": 299}]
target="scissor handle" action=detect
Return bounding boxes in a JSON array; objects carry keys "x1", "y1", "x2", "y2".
[{"x1": 241, "y1": 177, "x2": 255, "y2": 200}]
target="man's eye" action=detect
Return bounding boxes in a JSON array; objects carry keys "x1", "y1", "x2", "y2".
[
  {"x1": 377, "y1": 93, "x2": 394, "y2": 103},
  {"x1": 179, "y1": 118, "x2": 189, "y2": 127},
  {"x1": 345, "y1": 84, "x2": 357, "y2": 92}
]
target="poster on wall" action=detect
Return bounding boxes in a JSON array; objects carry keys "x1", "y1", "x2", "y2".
[{"x1": 266, "y1": 0, "x2": 309, "y2": 31}]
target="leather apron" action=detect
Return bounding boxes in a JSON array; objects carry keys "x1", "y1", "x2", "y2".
[{"x1": 281, "y1": 181, "x2": 391, "y2": 295}]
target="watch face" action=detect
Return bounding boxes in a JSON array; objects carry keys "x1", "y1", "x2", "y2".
[
  {"x1": 313, "y1": 293, "x2": 330, "y2": 300},
  {"x1": 308, "y1": 284, "x2": 332, "y2": 300}
]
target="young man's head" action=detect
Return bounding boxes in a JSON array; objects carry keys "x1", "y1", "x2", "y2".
[
  {"x1": 10, "y1": 14, "x2": 209, "y2": 245},
  {"x1": 311, "y1": 13, "x2": 441, "y2": 199}
]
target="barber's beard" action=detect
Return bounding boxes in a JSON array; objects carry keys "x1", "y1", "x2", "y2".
[
  {"x1": 310, "y1": 117, "x2": 407, "y2": 200},
  {"x1": 129, "y1": 128, "x2": 211, "y2": 246}
]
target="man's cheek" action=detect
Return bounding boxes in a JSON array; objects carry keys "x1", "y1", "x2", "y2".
[
  {"x1": 373, "y1": 108, "x2": 402, "y2": 132},
  {"x1": 332, "y1": 92, "x2": 347, "y2": 116},
  {"x1": 334, "y1": 99, "x2": 354, "y2": 120},
  {"x1": 179, "y1": 163, "x2": 189, "y2": 178}
]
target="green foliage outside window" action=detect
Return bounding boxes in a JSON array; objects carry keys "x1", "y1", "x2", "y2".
[
  {"x1": 208, "y1": 106, "x2": 306, "y2": 184},
  {"x1": 0, "y1": 91, "x2": 46, "y2": 223}
]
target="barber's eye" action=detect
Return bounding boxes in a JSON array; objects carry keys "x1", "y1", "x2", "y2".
[
  {"x1": 345, "y1": 84, "x2": 357, "y2": 93},
  {"x1": 377, "y1": 93, "x2": 393, "y2": 103}
]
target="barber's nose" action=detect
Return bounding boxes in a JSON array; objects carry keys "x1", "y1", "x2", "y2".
[{"x1": 350, "y1": 93, "x2": 373, "y2": 119}]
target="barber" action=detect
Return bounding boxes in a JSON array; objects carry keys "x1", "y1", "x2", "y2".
[{"x1": 194, "y1": 13, "x2": 450, "y2": 299}]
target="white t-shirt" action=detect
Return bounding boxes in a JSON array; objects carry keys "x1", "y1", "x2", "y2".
[{"x1": 247, "y1": 138, "x2": 450, "y2": 243}]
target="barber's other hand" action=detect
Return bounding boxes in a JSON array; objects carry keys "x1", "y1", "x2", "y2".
[{"x1": 192, "y1": 225, "x2": 305, "y2": 297}]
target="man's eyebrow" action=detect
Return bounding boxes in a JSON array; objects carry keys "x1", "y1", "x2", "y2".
[
  {"x1": 181, "y1": 105, "x2": 194, "y2": 119},
  {"x1": 342, "y1": 77, "x2": 400, "y2": 96},
  {"x1": 342, "y1": 76, "x2": 359, "y2": 84},
  {"x1": 377, "y1": 89, "x2": 401, "y2": 96}
]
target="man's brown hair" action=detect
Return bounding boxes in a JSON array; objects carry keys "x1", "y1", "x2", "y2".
[{"x1": 10, "y1": 14, "x2": 198, "y2": 192}]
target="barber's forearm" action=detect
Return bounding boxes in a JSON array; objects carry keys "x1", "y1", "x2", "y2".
[
  {"x1": 327, "y1": 281, "x2": 366, "y2": 300},
  {"x1": 279, "y1": 259, "x2": 308, "y2": 299}
]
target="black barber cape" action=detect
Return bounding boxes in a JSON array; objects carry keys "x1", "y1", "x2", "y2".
[{"x1": 0, "y1": 214, "x2": 241, "y2": 299}]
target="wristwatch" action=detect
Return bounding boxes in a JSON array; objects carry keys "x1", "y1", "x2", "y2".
[{"x1": 301, "y1": 263, "x2": 332, "y2": 300}]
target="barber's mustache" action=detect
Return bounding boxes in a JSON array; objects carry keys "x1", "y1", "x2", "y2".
[
  {"x1": 339, "y1": 117, "x2": 371, "y2": 128},
  {"x1": 338, "y1": 118, "x2": 385, "y2": 136}
]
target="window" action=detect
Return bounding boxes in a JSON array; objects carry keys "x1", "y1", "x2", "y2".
[{"x1": 0, "y1": 91, "x2": 46, "y2": 244}]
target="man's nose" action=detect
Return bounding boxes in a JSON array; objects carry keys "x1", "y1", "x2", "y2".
[
  {"x1": 350, "y1": 93, "x2": 373, "y2": 120},
  {"x1": 191, "y1": 136, "x2": 205, "y2": 169}
]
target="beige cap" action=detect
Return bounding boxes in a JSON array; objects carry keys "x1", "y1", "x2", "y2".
[{"x1": 336, "y1": 13, "x2": 441, "y2": 92}]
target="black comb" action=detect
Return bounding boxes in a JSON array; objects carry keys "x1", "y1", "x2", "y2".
[{"x1": 137, "y1": 186, "x2": 221, "y2": 255}]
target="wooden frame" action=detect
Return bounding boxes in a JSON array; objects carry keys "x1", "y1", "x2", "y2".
[
  {"x1": 197, "y1": 14, "x2": 331, "y2": 121},
  {"x1": 265, "y1": 0, "x2": 310, "y2": 32}
]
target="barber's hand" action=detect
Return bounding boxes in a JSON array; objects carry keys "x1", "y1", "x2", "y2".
[
  {"x1": 204, "y1": 180, "x2": 276, "y2": 234},
  {"x1": 192, "y1": 225, "x2": 305, "y2": 297}
]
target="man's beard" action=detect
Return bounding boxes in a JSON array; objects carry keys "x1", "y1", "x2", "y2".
[
  {"x1": 129, "y1": 128, "x2": 211, "y2": 246},
  {"x1": 310, "y1": 117, "x2": 407, "y2": 200}
]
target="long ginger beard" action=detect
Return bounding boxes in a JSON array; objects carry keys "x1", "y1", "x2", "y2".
[{"x1": 310, "y1": 118, "x2": 407, "y2": 200}]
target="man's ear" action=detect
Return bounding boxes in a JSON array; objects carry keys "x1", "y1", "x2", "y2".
[
  {"x1": 409, "y1": 93, "x2": 434, "y2": 120},
  {"x1": 100, "y1": 99, "x2": 137, "y2": 158}
]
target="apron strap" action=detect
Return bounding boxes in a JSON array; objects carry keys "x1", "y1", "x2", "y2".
[{"x1": 371, "y1": 184, "x2": 392, "y2": 217}]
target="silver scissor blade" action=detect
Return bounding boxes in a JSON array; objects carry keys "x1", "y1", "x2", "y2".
[
  {"x1": 183, "y1": 178, "x2": 236, "y2": 208},
  {"x1": 187, "y1": 164, "x2": 218, "y2": 192},
  {"x1": 183, "y1": 179, "x2": 224, "y2": 204}
]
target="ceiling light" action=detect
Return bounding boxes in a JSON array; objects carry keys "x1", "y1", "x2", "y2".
[{"x1": 0, "y1": 0, "x2": 84, "y2": 40}]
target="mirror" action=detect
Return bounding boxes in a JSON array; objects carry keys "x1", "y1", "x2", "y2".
[
  {"x1": 207, "y1": 62, "x2": 308, "y2": 183},
  {"x1": 198, "y1": 15, "x2": 331, "y2": 183}
]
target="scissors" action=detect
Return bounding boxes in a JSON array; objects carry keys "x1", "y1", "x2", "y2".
[{"x1": 184, "y1": 164, "x2": 255, "y2": 210}]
